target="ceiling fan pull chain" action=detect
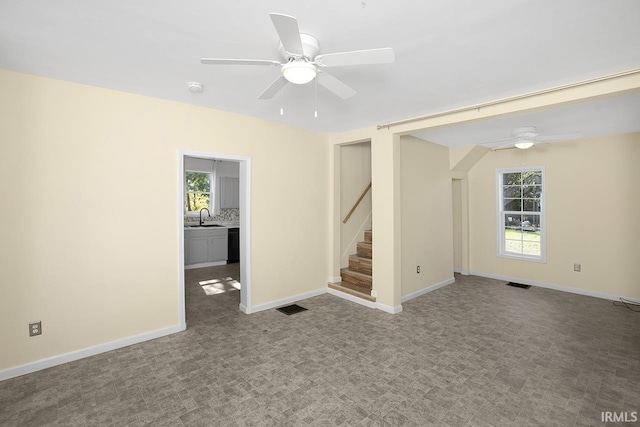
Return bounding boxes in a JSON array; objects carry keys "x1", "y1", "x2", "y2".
[{"x1": 314, "y1": 78, "x2": 318, "y2": 118}]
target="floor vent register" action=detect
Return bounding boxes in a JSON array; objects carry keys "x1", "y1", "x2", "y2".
[
  {"x1": 506, "y1": 282, "x2": 531, "y2": 289},
  {"x1": 276, "y1": 304, "x2": 308, "y2": 315}
]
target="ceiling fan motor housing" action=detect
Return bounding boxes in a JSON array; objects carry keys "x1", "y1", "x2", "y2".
[
  {"x1": 279, "y1": 33, "x2": 320, "y2": 61},
  {"x1": 513, "y1": 126, "x2": 539, "y2": 139}
]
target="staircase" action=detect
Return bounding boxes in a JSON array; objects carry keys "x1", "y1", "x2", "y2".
[{"x1": 329, "y1": 229, "x2": 375, "y2": 302}]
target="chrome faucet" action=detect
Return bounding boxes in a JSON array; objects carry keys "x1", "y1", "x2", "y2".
[{"x1": 199, "y1": 208, "x2": 211, "y2": 226}]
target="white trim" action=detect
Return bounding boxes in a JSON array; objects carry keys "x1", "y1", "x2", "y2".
[
  {"x1": 401, "y1": 277, "x2": 456, "y2": 303},
  {"x1": 249, "y1": 288, "x2": 327, "y2": 314},
  {"x1": 179, "y1": 150, "x2": 252, "y2": 315},
  {"x1": 328, "y1": 287, "x2": 376, "y2": 309},
  {"x1": 0, "y1": 325, "x2": 184, "y2": 382},
  {"x1": 454, "y1": 269, "x2": 470, "y2": 276},
  {"x1": 177, "y1": 155, "x2": 187, "y2": 331},
  {"x1": 184, "y1": 260, "x2": 227, "y2": 270},
  {"x1": 376, "y1": 303, "x2": 403, "y2": 314},
  {"x1": 470, "y1": 270, "x2": 640, "y2": 303},
  {"x1": 327, "y1": 288, "x2": 404, "y2": 314},
  {"x1": 328, "y1": 276, "x2": 342, "y2": 284}
]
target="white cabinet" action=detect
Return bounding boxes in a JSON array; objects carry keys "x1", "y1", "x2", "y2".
[
  {"x1": 184, "y1": 228, "x2": 228, "y2": 267},
  {"x1": 220, "y1": 177, "x2": 239, "y2": 209}
]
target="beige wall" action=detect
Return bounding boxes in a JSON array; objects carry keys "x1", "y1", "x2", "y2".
[
  {"x1": 452, "y1": 179, "x2": 463, "y2": 271},
  {"x1": 468, "y1": 133, "x2": 640, "y2": 299},
  {"x1": 400, "y1": 136, "x2": 454, "y2": 297},
  {"x1": 0, "y1": 69, "x2": 329, "y2": 372},
  {"x1": 340, "y1": 142, "x2": 371, "y2": 267}
]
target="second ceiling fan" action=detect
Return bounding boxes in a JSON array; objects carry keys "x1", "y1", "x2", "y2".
[{"x1": 201, "y1": 13, "x2": 395, "y2": 100}]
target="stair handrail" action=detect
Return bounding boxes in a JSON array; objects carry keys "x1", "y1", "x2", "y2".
[{"x1": 343, "y1": 182, "x2": 372, "y2": 224}]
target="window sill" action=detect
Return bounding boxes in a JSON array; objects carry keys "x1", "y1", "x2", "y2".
[{"x1": 497, "y1": 253, "x2": 547, "y2": 263}]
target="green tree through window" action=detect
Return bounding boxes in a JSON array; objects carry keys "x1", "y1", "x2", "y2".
[{"x1": 185, "y1": 171, "x2": 212, "y2": 212}]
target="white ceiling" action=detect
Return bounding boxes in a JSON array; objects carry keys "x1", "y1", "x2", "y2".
[{"x1": 1, "y1": 0, "x2": 639, "y2": 141}]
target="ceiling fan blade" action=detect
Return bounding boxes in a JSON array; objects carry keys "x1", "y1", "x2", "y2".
[
  {"x1": 534, "y1": 132, "x2": 583, "y2": 142},
  {"x1": 480, "y1": 137, "x2": 516, "y2": 148},
  {"x1": 201, "y1": 58, "x2": 281, "y2": 66},
  {"x1": 491, "y1": 141, "x2": 519, "y2": 151},
  {"x1": 315, "y1": 48, "x2": 395, "y2": 67},
  {"x1": 269, "y1": 13, "x2": 304, "y2": 56},
  {"x1": 257, "y1": 75, "x2": 288, "y2": 100},
  {"x1": 318, "y1": 72, "x2": 356, "y2": 99}
]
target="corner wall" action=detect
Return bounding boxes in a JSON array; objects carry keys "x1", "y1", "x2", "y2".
[
  {"x1": 0, "y1": 69, "x2": 330, "y2": 374},
  {"x1": 400, "y1": 136, "x2": 454, "y2": 297},
  {"x1": 468, "y1": 133, "x2": 640, "y2": 299}
]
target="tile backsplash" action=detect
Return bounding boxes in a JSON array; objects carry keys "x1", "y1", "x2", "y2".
[{"x1": 185, "y1": 208, "x2": 239, "y2": 225}]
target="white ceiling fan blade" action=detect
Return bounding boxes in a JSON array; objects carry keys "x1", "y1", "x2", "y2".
[
  {"x1": 201, "y1": 58, "x2": 281, "y2": 66},
  {"x1": 318, "y1": 72, "x2": 356, "y2": 99},
  {"x1": 257, "y1": 75, "x2": 288, "y2": 100},
  {"x1": 269, "y1": 13, "x2": 304, "y2": 56},
  {"x1": 480, "y1": 137, "x2": 516, "y2": 148},
  {"x1": 315, "y1": 48, "x2": 395, "y2": 67},
  {"x1": 490, "y1": 141, "x2": 519, "y2": 151},
  {"x1": 534, "y1": 132, "x2": 583, "y2": 142}
]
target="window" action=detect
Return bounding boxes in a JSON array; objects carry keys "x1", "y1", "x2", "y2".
[
  {"x1": 497, "y1": 167, "x2": 545, "y2": 262},
  {"x1": 185, "y1": 171, "x2": 212, "y2": 213}
]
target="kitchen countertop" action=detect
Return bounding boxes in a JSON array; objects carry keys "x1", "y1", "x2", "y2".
[{"x1": 184, "y1": 223, "x2": 239, "y2": 229}]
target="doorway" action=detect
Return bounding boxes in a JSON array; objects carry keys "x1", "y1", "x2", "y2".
[{"x1": 178, "y1": 150, "x2": 252, "y2": 330}]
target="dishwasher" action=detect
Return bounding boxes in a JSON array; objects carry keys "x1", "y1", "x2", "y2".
[{"x1": 227, "y1": 227, "x2": 240, "y2": 264}]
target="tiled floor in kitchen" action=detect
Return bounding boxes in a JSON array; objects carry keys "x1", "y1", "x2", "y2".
[{"x1": 185, "y1": 263, "x2": 242, "y2": 326}]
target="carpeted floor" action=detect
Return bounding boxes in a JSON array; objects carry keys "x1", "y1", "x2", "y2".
[{"x1": 1, "y1": 271, "x2": 638, "y2": 426}]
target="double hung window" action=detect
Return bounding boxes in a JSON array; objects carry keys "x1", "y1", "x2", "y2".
[
  {"x1": 185, "y1": 171, "x2": 213, "y2": 213},
  {"x1": 497, "y1": 167, "x2": 545, "y2": 262}
]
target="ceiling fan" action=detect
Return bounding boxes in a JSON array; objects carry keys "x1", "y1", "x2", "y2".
[
  {"x1": 200, "y1": 13, "x2": 394, "y2": 100},
  {"x1": 486, "y1": 126, "x2": 583, "y2": 150}
]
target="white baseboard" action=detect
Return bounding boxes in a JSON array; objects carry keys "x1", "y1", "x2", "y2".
[
  {"x1": 328, "y1": 276, "x2": 342, "y2": 284},
  {"x1": 0, "y1": 324, "x2": 185, "y2": 382},
  {"x1": 239, "y1": 304, "x2": 248, "y2": 314},
  {"x1": 470, "y1": 271, "x2": 639, "y2": 303},
  {"x1": 249, "y1": 288, "x2": 327, "y2": 313},
  {"x1": 376, "y1": 303, "x2": 403, "y2": 314},
  {"x1": 327, "y1": 288, "x2": 403, "y2": 314},
  {"x1": 401, "y1": 277, "x2": 456, "y2": 304},
  {"x1": 185, "y1": 260, "x2": 227, "y2": 270},
  {"x1": 454, "y1": 269, "x2": 470, "y2": 276},
  {"x1": 328, "y1": 287, "x2": 376, "y2": 309}
]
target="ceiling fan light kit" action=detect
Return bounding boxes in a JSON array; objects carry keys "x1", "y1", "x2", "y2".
[
  {"x1": 200, "y1": 13, "x2": 394, "y2": 101},
  {"x1": 515, "y1": 140, "x2": 535, "y2": 149},
  {"x1": 282, "y1": 61, "x2": 317, "y2": 84}
]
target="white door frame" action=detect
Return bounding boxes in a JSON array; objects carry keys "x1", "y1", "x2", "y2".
[{"x1": 178, "y1": 150, "x2": 253, "y2": 330}]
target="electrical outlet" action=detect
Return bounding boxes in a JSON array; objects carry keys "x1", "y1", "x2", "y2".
[
  {"x1": 29, "y1": 321, "x2": 42, "y2": 337},
  {"x1": 417, "y1": 265, "x2": 420, "y2": 273},
  {"x1": 574, "y1": 263, "x2": 581, "y2": 272}
]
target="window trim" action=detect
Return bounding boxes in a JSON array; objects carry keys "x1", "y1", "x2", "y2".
[
  {"x1": 185, "y1": 169, "x2": 213, "y2": 216},
  {"x1": 496, "y1": 166, "x2": 546, "y2": 263}
]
